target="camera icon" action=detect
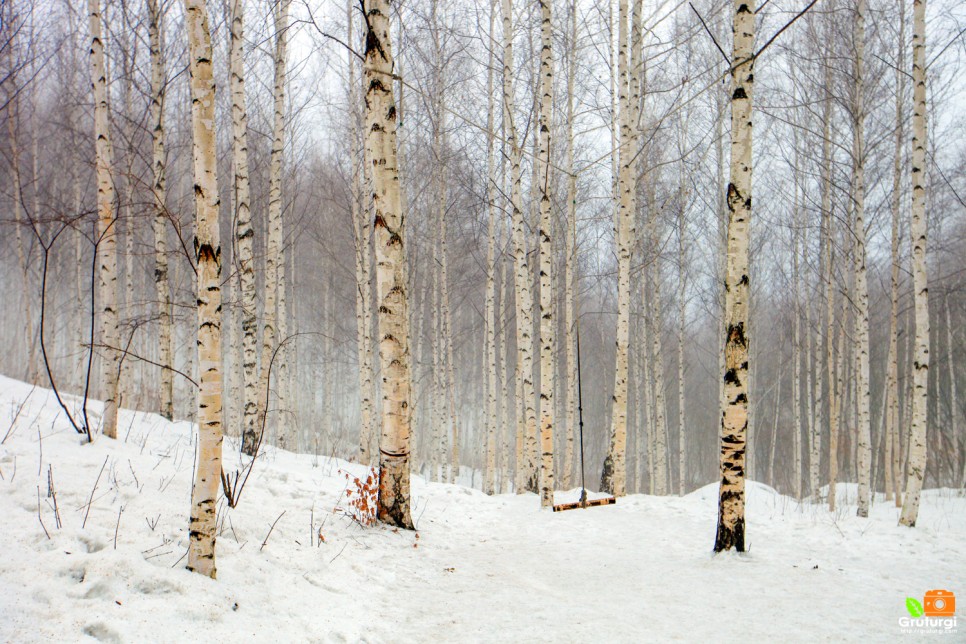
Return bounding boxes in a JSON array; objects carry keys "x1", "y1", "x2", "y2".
[{"x1": 924, "y1": 590, "x2": 956, "y2": 617}]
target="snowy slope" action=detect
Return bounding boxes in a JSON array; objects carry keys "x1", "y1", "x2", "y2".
[{"x1": 0, "y1": 375, "x2": 963, "y2": 643}]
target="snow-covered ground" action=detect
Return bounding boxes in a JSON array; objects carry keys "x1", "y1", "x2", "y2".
[{"x1": 0, "y1": 375, "x2": 963, "y2": 642}]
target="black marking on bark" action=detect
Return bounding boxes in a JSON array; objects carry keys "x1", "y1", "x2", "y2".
[
  {"x1": 599, "y1": 454, "x2": 616, "y2": 494},
  {"x1": 733, "y1": 86, "x2": 747, "y2": 100},
  {"x1": 728, "y1": 322, "x2": 746, "y2": 347}
]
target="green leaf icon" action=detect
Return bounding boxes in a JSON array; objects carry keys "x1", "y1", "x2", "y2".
[{"x1": 906, "y1": 598, "x2": 924, "y2": 617}]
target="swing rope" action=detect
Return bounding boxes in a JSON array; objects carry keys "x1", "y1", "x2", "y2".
[
  {"x1": 553, "y1": 312, "x2": 616, "y2": 512},
  {"x1": 551, "y1": 201, "x2": 614, "y2": 512}
]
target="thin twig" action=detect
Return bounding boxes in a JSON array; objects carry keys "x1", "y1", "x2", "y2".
[
  {"x1": 85, "y1": 343, "x2": 198, "y2": 388},
  {"x1": 260, "y1": 511, "x2": 286, "y2": 552},
  {"x1": 329, "y1": 542, "x2": 348, "y2": 564},
  {"x1": 82, "y1": 455, "x2": 109, "y2": 529},
  {"x1": 2, "y1": 386, "x2": 35, "y2": 444},
  {"x1": 37, "y1": 486, "x2": 50, "y2": 539},
  {"x1": 752, "y1": 0, "x2": 820, "y2": 63},
  {"x1": 689, "y1": 3, "x2": 729, "y2": 65},
  {"x1": 114, "y1": 506, "x2": 124, "y2": 549},
  {"x1": 48, "y1": 464, "x2": 62, "y2": 529}
]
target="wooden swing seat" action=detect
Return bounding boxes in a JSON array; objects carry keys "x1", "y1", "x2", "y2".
[{"x1": 552, "y1": 496, "x2": 616, "y2": 512}]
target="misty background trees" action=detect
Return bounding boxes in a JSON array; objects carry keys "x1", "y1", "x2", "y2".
[{"x1": 1, "y1": 0, "x2": 964, "y2": 513}]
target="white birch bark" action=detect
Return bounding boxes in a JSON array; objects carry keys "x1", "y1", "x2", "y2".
[
  {"x1": 944, "y1": 296, "x2": 957, "y2": 485},
  {"x1": 231, "y1": 0, "x2": 259, "y2": 455},
  {"x1": 253, "y1": 0, "x2": 290, "y2": 453},
  {"x1": 885, "y1": 0, "x2": 905, "y2": 504},
  {"x1": 562, "y1": 0, "x2": 578, "y2": 490},
  {"x1": 792, "y1": 173, "x2": 803, "y2": 500},
  {"x1": 348, "y1": 0, "x2": 376, "y2": 464},
  {"x1": 714, "y1": 0, "x2": 755, "y2": 552},
  {"x1": 819, "y1": 45, "x2": 834, "y2": 504},
  {"x1": 483, "y1": 0, "x2": 499, "y2": 496},
  {"x1": 600, "y1": 0, "x2": 634, "y2": 498},
  {"x1": 6, "y1": 76, "x2": 38, "y2": 385},
  {"x1": 677, "y1": 159, "x2": 688, "y2": 496},
  {"x1": 536, "y1": 0, "x2": 555, "y2": 508},
  {"x1": 184, "y1": 0, "x2": 223, "y2": 578},
  {"x1": 805, "y1": 260, "x2": 817, "y2": 499},
  {"x1": 501, "y1": 0, "x2": 538, "y2": 494},
  {"x1": 89, "y1": 0, "x2": 120, "y2": 439},
  {"x1": 148, "y1": 0, "x2": 173, "y2": 421},
  {"x1": 851, "y1": 0, "x2": 872, "y2": 518},
  {"x1": 829, "y1": 263, "x2": 849, "y2": 512},
  {"x1": 363, "y1": 0, "x2": 414, "y2": 528},
  {"x1": 272, "y1": 0, "x2": 292, "y2": 450},
  {"x1": 900, "y1": 0, "x2": 929, "y2": 527}
]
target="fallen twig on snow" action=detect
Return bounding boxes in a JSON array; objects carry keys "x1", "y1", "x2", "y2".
[
  {"x1": 82, "y1": 455, "x2": 109, "y2": 529},
  {"x1": 260, "y1": 511, "x2": 286, "y2": 552}
]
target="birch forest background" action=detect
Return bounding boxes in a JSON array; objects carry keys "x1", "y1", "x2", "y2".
[
  {"x1": 5, "y1": 0, "x2": 963, "y2": 497},
  {"x1": 1, "y1": 0, "x2": 966, "y2": 617}
]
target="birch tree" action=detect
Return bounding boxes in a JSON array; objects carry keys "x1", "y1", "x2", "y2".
[
  {"x1": 184, "y1": 0, "x2": 223, "y2": 578},
  {"x1": 252, "y1": 0, "x2": 290, "y2": 453},
  {"x1": 900, "y1": 0, "x2": 929, "y2": 527},
  {"x1": 884, "y1": 0, "x2": 905, "y2": 505},
  {"x1": 147, "y1": 0, "x2": 172, "y2": 421},
  {"x1": 714, "y1": 0, "x2": 755, "y2": 553},
  {"x1": 348, "y1": 0, "x2": 376, "y2": 464},
  {"x1": 501, "y1": 0, "x2": 538, "y2": 494},
  {"x1": 600, "y1": 0, "x2": 634, "y2": 498},
  {"x1": 231, "y1": 0, "x2": 260, "y2": 456},
  {"x1": 272, "y1": 0, "x2": 292, "y2": 450},
  {"x1": 562, "y1": 0, "x2": 578, "y2": 490},
  {"x1": 483, "y1": 0, "x2": 499, "y2": 496},
  {"x1": 851, "y1": 0, "x2": 872, "y2": 518},
  {"x1": 536, "y1": 0, "x2": 555, "y2": 508},
  {"x1": 363, "y1": 0, "x2": 414, "y2": 528},
  {"x1": 88, "y1": 0, "x2": 120, "y2": 439}
]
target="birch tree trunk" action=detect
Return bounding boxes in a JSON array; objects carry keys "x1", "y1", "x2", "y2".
[
  {"x1": 501, "y1": 0, "x2": 538, "y2": 494},
  {"x1": 829, "y1": 266, "x2": 849, "y2": 511},
  {"x1": 251, "y1": 0, "x2": 290, "y2": 453},
  {"x1": 714, "y1": 0, "x2": 755, "y2": 553},
  {"x1": 483, "y1": 0, "x2": 499, "y2": 496},
  {"x1": 600, "y1": 0, "x2": 634, "y2": 498},
  {"x1": 885, "y1": 0, "x2": 905, "y2": 505},
  {"x1": 272, "y1": 0, "x2": 292, "y2": 450},
  {"x1": 562, "y1": 0, "x2": 578, "y2": 490},
  {"x1": 88, "y1": 0, "x2": 120, "y2": 439},
  {"x1": 899, "y1": 0, "x2": 929, "y2": 527},
  {"x1": 363, "y1": 0, "x2": 414, "y2": 528},
  {"x1": 232, "y1": 0, "x2": 260, "y2": 455},
  {"x1": 6, "y1": 76, "x2": 38, "y2": 386},
  {"x1": 184, "y1": 0, "x2": 223, "y2": 578},
  {"x1": 792, "y1": 171, "x2": 803, "y2": 500},
  {"x1": 648, "y1": 264, "x2": 669, "y2": 496},
  {"x1": 944, "y1": 296, "x2": 957, "y2": 486},
  {"x1": 536, "y1": 0, "x2": 555, "y2": 508},
  {"x1": 148, "y1": 0, "x2": 172, "y2": 421},
  {"x1": 677, "y1": 168, "x2": 688, "y2": 496},
  {"x1": 851, "y1": 0, "x2": 872, "y2": 518},
  {"x1": 819, "y1": 45, "x2": 834, "y2": 504},
  {"x1": 348, "y1": 1, "x2": 375, "y2": 464},
  {"x1": 805, "y1": 263, "x2": 817, "y2": 499}
]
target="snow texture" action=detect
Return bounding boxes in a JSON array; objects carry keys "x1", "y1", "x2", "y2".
[{"x1": 0, "y1": 375, "x2": 963, "y2": 642}]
